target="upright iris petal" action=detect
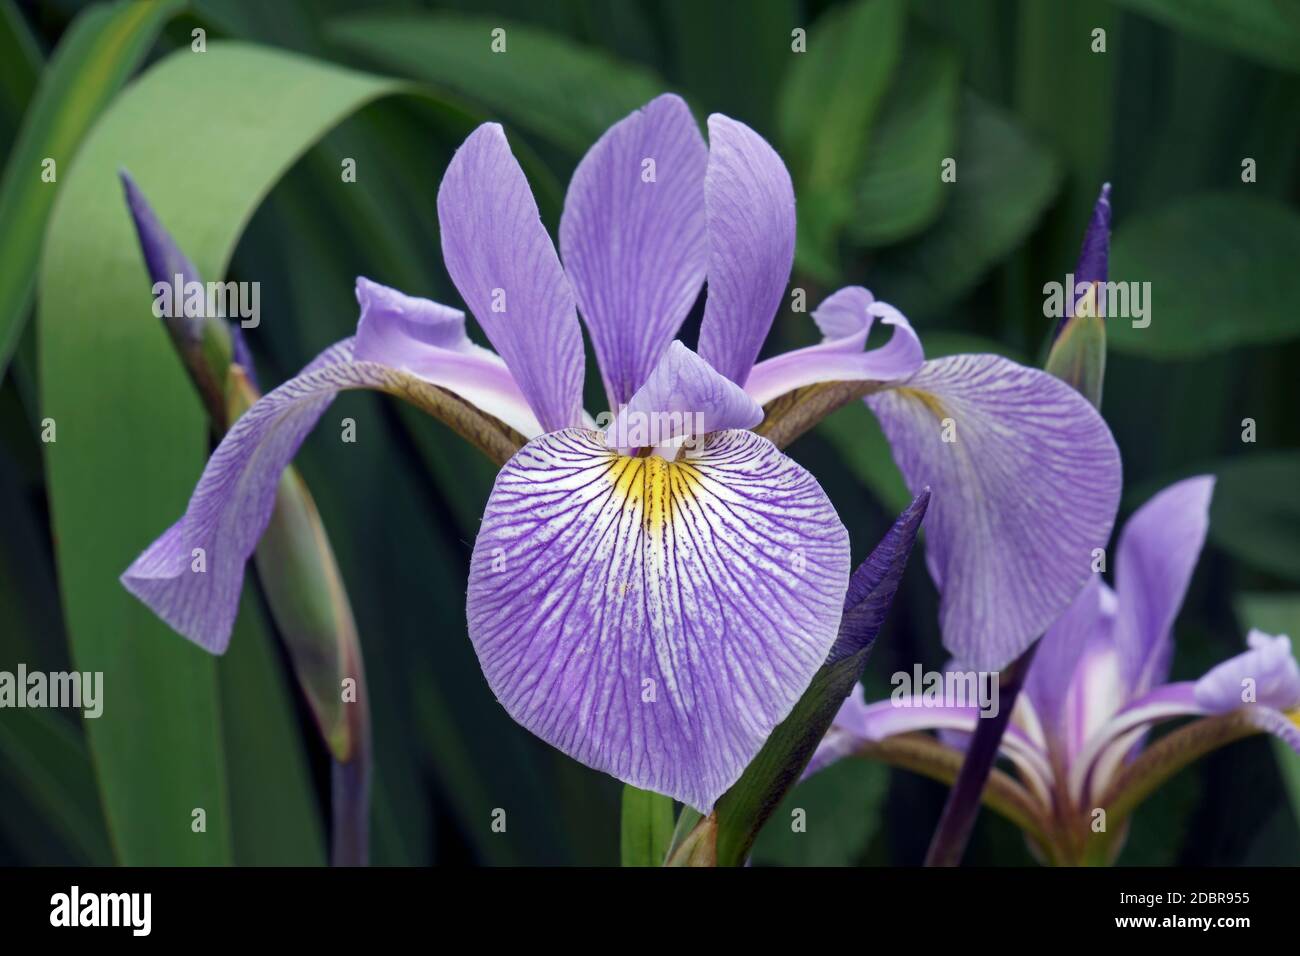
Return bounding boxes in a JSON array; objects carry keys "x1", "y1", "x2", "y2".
[
  {"x1": 437, "y1": 123, "x2": 586, "y2": 433},
  {"x1": 696, "y1": 114, "x2": 796, "y2": 387},
  {"x1": 1112, "y1": 475, "x2": 1214, "y2": 697},
  {"x1": 560, "y1": 94, "x2": 707, "y2": 409}
]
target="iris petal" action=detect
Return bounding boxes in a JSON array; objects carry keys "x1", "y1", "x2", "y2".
[
  {"x1": 1194, "y1": 630, "x2": 1300, "y2": 713},
  {"x1": 605, "y1": 340, "x2": 761, "y2": 453},
  {"x1": 695, "y1": 114, "x2": 795, "y2": 387},
  {"x1": 1025, "y1": 576, "x2": 1113, "y2": 753},
  {"x1": 466, "y1": 427, "x2": 849, "y2": 810},
  {"x1": 1114, "y1": 475, "x2": 1215, "y2": 697},
  {"x1": 122, "y1": 283, "x2": 532, "y2": 652},
  {"x1": 560, "y1": 94, "x2": 707, "y2": 408},
  {"x1": 437, "y1": 123, "x2": 586, "y2": 432},
  {"x1": 866, "y1": 354, "x2": 1122, "y2": 671},
  {"x1": 742, "y1": 287, "x2": 924, "y2": 406},
  {"x1": 353, "y1": 278, "x2": 542, "y2": 437}
]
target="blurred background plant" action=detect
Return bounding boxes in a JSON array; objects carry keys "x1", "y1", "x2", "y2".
[{"x1": 1, "y1": 0, "x2": 1297, "y2": 866}]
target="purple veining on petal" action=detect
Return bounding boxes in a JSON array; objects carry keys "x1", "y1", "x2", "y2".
[
  {"x1": 560, "y1": 94, "x2": 707, "y2": 409},
  {"x1": 743, "y1": 287, "x2": 924, "y2": 406},
  {"x1": 866, "y1": 354, "x2": 1122, "y2": 671},
  {"x1": 437, "y1": 123, "x2": 586, "y2": 432},
  {"x1": 1114, "y1": 475, "x2": 1215, "y2": 698},
  {"x1": 466, "y1": 427, "x2": 849, "y2": 811},
  {"x1": 353, "y1": 277, "x2": 542, "y2": 437},
  {"x1": 121, "y1": 277, "x2": 544, "y2": 652},
  {"x1": 122, "y1": 340, "x2": 356, "y2": 652},
  {"x1": 695, "y1": 114, "x2": 795, "y2": 388},
  {"x1": 605, "y1": 340, "x2": 761, "y2": 453}
]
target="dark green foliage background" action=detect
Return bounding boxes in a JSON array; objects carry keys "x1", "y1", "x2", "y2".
[{"x1": 1, "y1": 0, "x2": 1298, "y2": 865}]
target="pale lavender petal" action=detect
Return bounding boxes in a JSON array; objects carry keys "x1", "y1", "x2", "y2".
[
  {"x1": 437, "y1": 123, "x2": 585, "y2": 432},
  {"x1": 1075, "y1": 634, "x2": 1300, "y2": 799},
  {"x1": 1114, "y1": 476, "x2": 1215, "y2": 697},
  {"x1": 1060, "y1": 584, "x2": 1122, "y2": 761},
  {"x1": 1068, "y1": 681, "x2": 1203, "y2": 802},
  {"x1": 866, "y1": 355, "x2": 1122, "y2": 671},
  {"x1": 605, "y1": 340, "x2": 761, "y2": 452},
  {"x1": 1239, "y1": 706, "x2": 1300, "y2": 755},
  {"x1": 811, "y1": 686, "x2": 1053, "y2": 793},
  {"x1": 559, "y1": 94, "x2": 707, "y2": 408},
  {"x1": 743, "y1": 288, "x2": 924, "y2": 407},
  {"x1": 353, "y1": 277, "x2": 542, "y2": 437},
  {"x1": 466, "y1": 427, "x2": 849, "y2": 811},
  {"x1": 123, "y1": 340, "x2": 355, "y2": 652},
  {"x1": 122, "y1": 322, "x2": 521, "y2": 652},
  {"x1": 1194, "y1": 630, "x2": 1300, "y2": 713},
  {"x1": 1025, "y1": 576, "x2": 1111, "y2": 748},
  {"x1": 695, "y1": 114, "x2": 795, "y2": 387}
]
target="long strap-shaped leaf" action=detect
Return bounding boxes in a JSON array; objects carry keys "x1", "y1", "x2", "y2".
[
  {"x1": 0, "y1": 0, "x2": 184, "y2": 386},
  {"x1": 37, "y1": 42, "x2": 451, "y2": 865}
]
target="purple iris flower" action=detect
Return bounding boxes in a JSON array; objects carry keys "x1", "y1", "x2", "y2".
[
  {"x1": 807, "y1": 476, "x2": 1300, "y2": 859},
  {"x1": 122, "y1": 94, "x2": 1119, "y2": 811}
]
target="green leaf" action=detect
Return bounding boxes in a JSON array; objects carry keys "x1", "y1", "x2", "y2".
[
  {"x1": 38, "y1": 42, "x2": 408, "y2": 864},
  {"x1": 1108, "y1": 194, "x2": 1300, "y2": 357},
  {"x1": 220, "y1": 593, "x2": 327, "y2": 865},
  {"x1": 0, "y1": 0, "x2": 42, "y2": 142},
  {"x1": 1210, "y1": 453, "x2": 1300, "y2": 581},
  {"x1": 777, "y1": 0, "x2": 905, "y2": 271},
  {"x1": 866, "y1": 92, "x2": 1062, "y2": 319},
  {"x1": 660, "y1": 0, "x2": 796, "y2": 133},
  {"x1": 751, "y1": 758, "x2": 887, "y2": 866},
  {"x1": 849, "y1": 28, "x2": 961, "y2": 247},
  {"x1": 0, "y1": 0, "x2": 184, "y2": 385},
  {"x1": 326, "y1": 12, "x2": 664, "y2": 155},
  {"x1": 1234, "y1": 592, "x2": 1300, "y2": 831},
  {"x1": 1013, "y1": 0, "x2": 1116, "y2": 271},
  {"x1": 0, "y1": 709, "x2": 113, "y2": 865},
  {"x1": 619, "y1": 785, "x2": 675, "y2": 867},
  {"x1": 778, "y1": 0, "x2": 904, "y2": 195},
  {"x1": 1111, "y1": 0, "x2": 1300, "y2": 73}
]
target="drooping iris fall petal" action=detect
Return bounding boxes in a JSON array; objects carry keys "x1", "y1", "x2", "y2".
[
  {"x1": 466, "y1": 424, "x2": 849, "y2": 811},
  {"x1": 560, "y1": 93, "x2": 707, "y2": 409},
  {"x1": 121, "y1": 280, "x2": 530, "y2": 652},
  {"x1": 437, "y1": 123, "x2": 586, "y2": 433},
  {"x1": 866, "y1": 354, "x2": 1122, "y2": 670}
]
